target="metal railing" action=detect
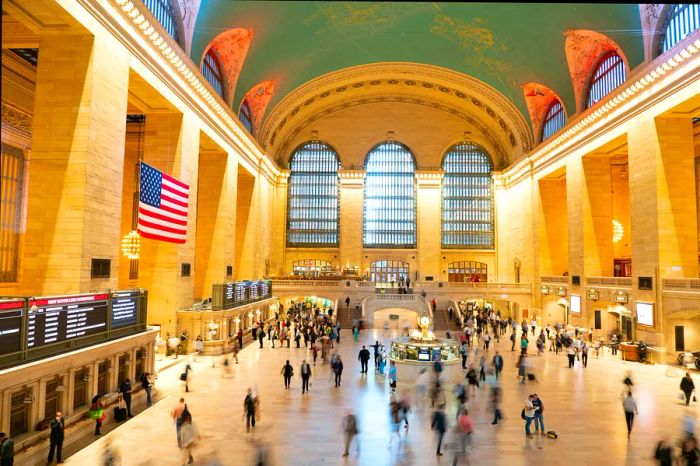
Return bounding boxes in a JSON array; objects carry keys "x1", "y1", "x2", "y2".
[
  {"x1": 586, "y1": 276, "x2": 633, "y2": 287},
  {"x1": 362, "y1": 293, "x2": 433, "y2": 321}
]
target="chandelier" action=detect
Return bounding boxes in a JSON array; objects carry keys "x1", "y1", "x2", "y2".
[
  {"x1": 121, "y1": 230, "x2": 141, "y2": 259},
  {"x1": 612, "y1": 219, "x2": 624, "y2": 243}
]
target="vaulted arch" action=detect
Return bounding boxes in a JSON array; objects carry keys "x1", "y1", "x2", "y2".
[
  {"x1": 521, "y1": 82, "x2": 567, "y2": 144},
  {"x1": 200, "y1": 28, "x2": 254, "y2": 107}
]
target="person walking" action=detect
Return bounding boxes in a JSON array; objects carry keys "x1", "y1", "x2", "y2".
[
  {"x1": 567, "y1": 344, "x2": 576, "y2": 368},
  {"x1": 517, "y1": 355, "x2": 527, "y2": 384},
  {"x1": 0, "y1": 432, "x2": 14, "y2": 466},
  {"x1": 370, "y1": 341, "x2": 381, "y2": 369},
  {"x1": 258, "y1": 327, "x2": 265, "y2": 348},
  {"x1": 334, "y1": 356, "x2": 344, "y2": 387},
  {"x1": 520, "y1": 334, "x2": 529, "y2": 355},
  {"x1": 490, "y1": 385, "x2": 503, "y2": 425},
  {"x1": 89, "y1": 396, "x2": 106, "y2": 436},
  {"x1": 431, "y1": 404, "x2": 448, "y2": 456},
  {"x1": 388, "y1": 361, "x2": 398, "y2": 393},
  {"x1": 453, "y1": 407, "x2": 474, "y2": 464},
  {"x1": 171, "y1": 397, "x2": 187, "y2": 447},
  {"x1": 47, "y1": 412, "x2": 64, "y2": 465},
  {"x1": 311, "y1": 343, "x2": 319, "y2": 366},
  {"x1": 493, "y1": 351, "x2": 504, "y2": 379},
  {"x1": 524, "y1": 394, "x2": 537, "y2": 438},
  {"x1": 342, "y1": 412, "x2": 359, "y2": 457},
  {"x1": 237, "y1": 328, "x2": 243, "y2": 351},
  {"x1": 654, "y1": 435, "x2": 674, "y2": 466},
  {"x1": 681, "y1": 372, "x2": 696, "y2": 406},
  {"x1": 622, "y1": 391, "x2": 638, "y2": 437},
  {"x1": 581, "y1": 342, "x2": 589, "y2": 367},
  {"x1": 140, "y1": 372, "x2": 153, "y2": 407},
  {"x1": 353, "y1": 326, "x2": 360, "y2": 344},
  {"x1": 300, "y1": 360, "x2": 312, "y2": 394},
  {"x1": 483, "y1": 332, "x2": 491, "y2": 351},
  {"x1": 119, "y1": 378, "x2": 133, "y2": 418},
  {"x1": 178, "y1": 405, "x2": 197, "y2": 465},
  {"x1": 532, "y1": 394, "x2": 545, "y2": 435},
  {"x1": 460, "y1": 342, "x2": 468, "y2": 369},
  {"x1": 281, "y1": 360, "x2": 294, "y2": 390},
  {"x1": 180, "y1": 362, "x2": 193, "y2": 392},
  {"x1": 358, "y1": 346, "x2": 371, "y2": 373},
  {"x1": 243, "y1": 388, "x2": 256, "y2": 432}
]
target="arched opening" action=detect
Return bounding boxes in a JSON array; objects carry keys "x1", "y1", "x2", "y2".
[
  {"x1": 370, "y1": 260, "x2": 409, "y2": 284},
  {"x1": 585, "y1": 51, "x2": 626, "y2": 109}
]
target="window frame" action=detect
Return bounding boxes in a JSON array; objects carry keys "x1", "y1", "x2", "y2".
[
  {"x1": 540, "y1": 100, "x2": 566, "y2": 142},
  {"x1": 362, "y1": 141, "x2": 417, "y2": 249},
  {"x1": 440, "y1": 142, "x2": 494, "y2": 249},
  {"x1": 239, "y1": 99, "x2": 254, "y2": 135},
  {"x1": 447, "y1": 261, "x2": 488, "y2": 283},
  {"x1": 201, "y1": 50, "x2": 225, "y2": 98},
  {"x1": 141, "y1": 0, "x2": 181, "y2": 44},
  {"x1": 286, "y1": 141, "x2": 341, "y2": 248},
  {"x1": 585, "y1": 51, "x2": 626, "y2": 109},
  {"x1": 660, "y1": 4, "x2": 700, "y2": 54}
]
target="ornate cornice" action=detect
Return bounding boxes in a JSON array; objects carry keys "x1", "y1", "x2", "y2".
[
  {"x1": 261, "y1": 62, "x2": 534, "y2": 165},
  {"x1": 1, "y1": 101, "x2": 32, "y2": 133}
]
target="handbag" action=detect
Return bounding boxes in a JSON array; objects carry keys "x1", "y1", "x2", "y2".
[{"x1": 180, "y1": 373, "x2": 187, "y2": 381}]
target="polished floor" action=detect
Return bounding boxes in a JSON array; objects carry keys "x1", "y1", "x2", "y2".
[{"x1": 64, "y1": 328, "x2": 697, "y2": 466}]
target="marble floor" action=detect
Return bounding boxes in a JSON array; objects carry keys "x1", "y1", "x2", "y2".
[{"x1": 62, "y1": 329, "x2": 697, "y2": 466}]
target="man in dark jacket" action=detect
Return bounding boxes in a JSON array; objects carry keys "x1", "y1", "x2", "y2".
[
  {"x1": 370, "y1": 341, "x2": 381, "y2": 369},
  {"x1": 120, "y1": 378, "x2": 133, "y2": 418},
  {"x1": 358, "y1": 346, "x2": 371, "y2": 373},
  {"x1": 47, "y1": 412, "x2": 64, "y2": 465},
  {"x1": 431, "y1": 404, "x2": 447, "y2": 456},
  {"x1": 300, "y1": 360, "x2": 312, "y2": 394},
  {"x1": 681, "y1": 372, "x2": 696, "y2": 406},
  {"x1": 140, "y1": 372, "x2": 152, "y2": 407}
]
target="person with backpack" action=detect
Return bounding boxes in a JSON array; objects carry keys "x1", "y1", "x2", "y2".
[
  {"x1": 523, "y1": 394, "x2": 538, "y2": 438},
  {"x1": 532, "y1": 394, "x2": 545, "y2": 435},
  {"x1": 466, "y1": 366, "x2": 479, "y2": 396},
  {"x1": 171, "y1": 397, "x2": 187, "y2": 446},
  {"x1": 178, "y1": 404, "x2": 197, "y2": 465},
  {"x1": 342, "y1": 411, "x2": 359, "y2": 457},
  {"x1": 281, "y1": 360, "x2": 294, "y2": 389},
  {"x1": 431, "y1": 404, "x2": 448, "y2": 456}
]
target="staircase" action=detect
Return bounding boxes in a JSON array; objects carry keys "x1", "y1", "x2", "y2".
[
  {"x1": 338, "y1": 305, "x2": 362, "y2": 329},
  {"x1": 433, "y1": 308, "x2": 460, "y2": 331}
]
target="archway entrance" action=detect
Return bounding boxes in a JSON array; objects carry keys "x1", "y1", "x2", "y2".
[{"x1": 373, "y1": 308, "x2": 419, "y2": 330}]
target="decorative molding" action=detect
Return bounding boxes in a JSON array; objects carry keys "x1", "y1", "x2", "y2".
[
  {"x1": 639, "y1": 4, "x2": 670, "y2": 62},
  {"x1": 415, "y1": 170, "x2": 445, "y2": 188},
  {"x1": 521, "y1": 82, "x2": 566, "y2": 143},
  {"x1": 1, "y1": 101, "x2": 32, "y2": 133},
  {"x1": 261, "y1": 62, "x2": 533, "y2": 163}
]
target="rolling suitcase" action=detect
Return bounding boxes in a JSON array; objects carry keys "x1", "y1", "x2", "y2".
[{"x1": 114, "y1": 396, "x2": 127, "y2": 422}]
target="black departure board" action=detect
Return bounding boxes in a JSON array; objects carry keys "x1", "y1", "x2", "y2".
[
  {"x1": 27, "y1": 294, "x2": 108, "y2": 348},
  {"x1": 234, "y1": 282, "x2": 248, "y2": 303},
  {"x1": 214, "y1": 280, "x2": 272, "y2": 310},
  {"x1": 222, "y1": 283, "x2": 236, "y2": 309},
  {"x1": 111, "y1": 291, "x2": 138, "y2": 328},
  {"x1": 0, "y1": 300, "x2": 24, "y2": 354}
]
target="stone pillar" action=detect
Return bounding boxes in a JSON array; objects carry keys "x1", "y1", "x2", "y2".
[
  {"x1": 628, "y1": 115, "x2": 698, "y2": 278},
  {"x1": 537, "y1": 177, "x2": 569, "y2": 276},
  {"x1": 194, "y1": 150, "x2": 238, "y2": 300},
  {"x1": 66, "y1": 369, "x2": 76, "y2": 416},
  {"x1": 338, "y1": 170, "x2": 365, "y2": 272},
  {"x1": 22, "y1": 32, "x2": 129, "y2": 294},
  {"x1": 270, "y1": 171, "x2": 289, "y2": 275},
  {"x1": 415, "y1": 171, "x2": 444, "y2": 281},
  {"x1": 138, "y1": 113, "x2": 200, "y2": 335}
]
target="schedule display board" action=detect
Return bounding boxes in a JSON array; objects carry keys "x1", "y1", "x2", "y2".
[
  {"x1": 27, "y1": 293, "x2": 109, "y2": 348},
  {"x1": 0, "y1": 300, "x2": 24, "y2": 354},
  {"x1": 111, "y1": 290, "x2": 138, "y2": 328},
  {"x1": 213, "y1": 280, "x2": 273, "y2": 310},
  {"x1": 222, "y1": 283, "x2": 236, "y2": 309}
]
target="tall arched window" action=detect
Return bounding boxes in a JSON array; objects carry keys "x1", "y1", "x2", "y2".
[
  {"x1": 286, "y1": 141, "x2": 340, "y2": 247},
  {"x1": 661, "y1": 4, "x2": 700, "y2": 53},
  {"x1": 201, "y1": 51, "x2": 224, "y2": 98},
  {"x1": 363, "y1": 142, "x2": 416, "y2": 248},
  {"x1": 141, "y1": 0, "x2": 179, "y2": 43},
  {"x1": 441, "y1": 143, "x2": 494, "y2": 248},
  {"x1": 239, "y1": 99, "x2": 254, "y2": 135},
  {"x1": 585, "y1": 52, "x2": 626, "y2": 109},
  {"x1": 541, "y1": 100, "x2": 565, "y2": 142}
]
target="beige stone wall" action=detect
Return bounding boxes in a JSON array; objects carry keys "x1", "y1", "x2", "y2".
[{"x1": 537, "y1": 176, "x2": 568, "y2": 276}]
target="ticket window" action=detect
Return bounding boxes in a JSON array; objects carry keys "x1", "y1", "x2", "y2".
[
  {"x1": 44, "y1": 377, "x2": 62, "y2": 422},
  {"x1": 10, "y1": 389, "x2": 29, "y2": 438},
  {"x1": 118, "y1": 355, "x2": 130, "y2": 386},
  {"x1": 97, "y1": 362, "x2": 108, "y2": 395},
  {"x1": 73, "y1": 370, "x2": 88, "y2": 409}
]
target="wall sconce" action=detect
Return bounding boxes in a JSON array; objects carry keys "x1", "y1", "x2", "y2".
[
  {"x1": 56, "y1": 385, "x2": 67, "y2": 392},
  {"x1": 234, "y1": 317, "x2": 241, "y2": 323},
  {"x1": 23, "y1": 393, "x2": 35, "y2": 404},
  {"x1": 247, "y1": 312, "x2": 254, "y2": 319},
  {"x1": 540, "y1": 285, "x2": 550, "y2": 295},
  {"x1": 614, "y1": 291, "x2": 628, "y2": 303},
  {"x1": 556, "y1": 287, "x2": 567, "y2": 297},
  {"x1": 587, "y1": 289, "x2": 599, "y2": 301}
]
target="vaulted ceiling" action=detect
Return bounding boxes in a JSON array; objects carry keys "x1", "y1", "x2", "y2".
[{"x1": 191, "y1": 2, "x2": 645, "y2": 124}]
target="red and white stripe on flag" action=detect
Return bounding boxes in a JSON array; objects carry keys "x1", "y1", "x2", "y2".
[{"x1": 137, "y1": 161, "x2": 190, "y2": 244}]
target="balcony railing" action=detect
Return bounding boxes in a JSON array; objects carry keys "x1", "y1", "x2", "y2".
[
  {"x1": 540, "y1": 275, "x2": 569, "y2": 284},
  {"x1": 586, "y1": 276, "x2": 633, "y2": 287},
  {"x1": 662, "y1": 278, "x2": 700, "y2": 291}
]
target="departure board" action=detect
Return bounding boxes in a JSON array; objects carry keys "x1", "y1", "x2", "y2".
[
  {"x1": 27, "y1": 294, "x2": 109, "y2": 348},
  {"x1": 0, "y1": 300, "x2": 24, "y2": 354},
  {"x1": 222, "y1": 283, "x2": 236, "y2": 309},
  {"x1": 111, "y1": 290, "x2": 138, "y2": 328},
  {"x1": 234, "y1": 282, "x2": 248, "y2": 303}
]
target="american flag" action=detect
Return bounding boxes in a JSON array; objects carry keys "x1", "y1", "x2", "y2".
[{"x1": 138, "y1": 162, "x2": 190, "y2": 244}]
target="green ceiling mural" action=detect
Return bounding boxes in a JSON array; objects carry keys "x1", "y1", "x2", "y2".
[{"x1": 192, "y1": 2, "x2": 644, "y2": 121}]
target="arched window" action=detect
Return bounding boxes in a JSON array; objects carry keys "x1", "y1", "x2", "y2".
[
  {"x1": 286, "y1": 141, "x2": 340, "y2": 247},
  {"x1": 201, "y1": 51, "x2": 224, "y2": 98},
  {"x1": 541, "y1": 100, "x2": 565, "y2": 142},
  {"x1": 292, "y1": 260, "x2": 332, "y2": 277},
  {"x1": 662, "y1": 4, "x2": 700, "y2": 53},
  {"x1": 239, "y1": 99, "x2": 254, "y2": 135},
  {"x1": 370, "y1": 260, "x2": 409, "y2": 283},
  {"x1": 441, "y1": 143, "x2": 494, "y2": 248},
  {"x1": 141, "y1": 0, "x2": 179, "y2": 43},
  {"x1": 363, "y1": 142, "x2": 416, "y2": 248},
  {"x1": 585, "y1": 52, "x2": 626, "y2": 109}
]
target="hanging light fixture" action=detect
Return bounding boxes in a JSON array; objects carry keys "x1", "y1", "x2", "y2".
[
  {"x1": 612, "y1": 219, "x2": 624, "y2": 243},
  {"x1": 121, "y1": 230, "x2": 141, "y2": 259}
]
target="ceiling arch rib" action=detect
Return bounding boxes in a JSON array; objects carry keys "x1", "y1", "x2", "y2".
[
  {"x1": 521, "y1": 82, "x2": 567, "y2": 143},
  {"x1": 241, "y1": 80, "x2": 276, "y2": 137},
  {"x1": 261, "y1": 62, "x2": 533, "y2": 169},
  {"x1": 563, "y1": 29, "x2": 629, "y2": 113},
  {"x1": 175, "y1": 0, "x2": 202, "y2": 55},
  {"x1": 200, "y1": 28, "x2": 254, "y2": 107}
]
